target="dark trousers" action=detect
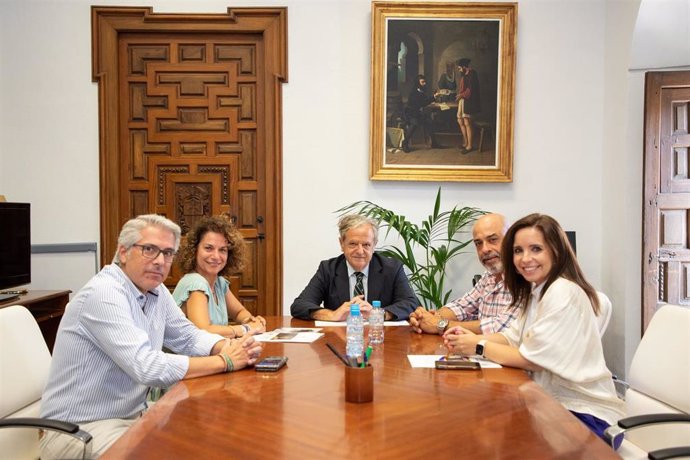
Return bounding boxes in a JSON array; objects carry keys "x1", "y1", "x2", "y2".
[{"x1": 404, "y1": 111, "x2": 437, "y2": 150}]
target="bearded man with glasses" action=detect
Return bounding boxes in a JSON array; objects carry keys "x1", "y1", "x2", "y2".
[{"x1": 40, "y1": 214, "x2": 264, "y2": 459}]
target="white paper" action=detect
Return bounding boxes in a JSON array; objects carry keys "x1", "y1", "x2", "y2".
[
  {"x1": 314, "y1": 320, "x2": 410, "y2": 327},
  {"x1": 471, "y1": 356, "x2": 502, "y2": 368},
  {"x1": 407, "y1": 354, "x2": 502, "y2": 369},
  {"x1": 275, "y1": 327, "x2": 322, "y2": 333},
  {"x1": 384, "y1": 320, "x2": 411, "y2": 326},
  {"x1": 254, "y1": 328, "x2": 323, "y2": 343}
]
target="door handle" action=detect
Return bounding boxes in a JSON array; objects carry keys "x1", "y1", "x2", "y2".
[{"x1": 256, "y1": 216, "x2": 264, "y2": 241}]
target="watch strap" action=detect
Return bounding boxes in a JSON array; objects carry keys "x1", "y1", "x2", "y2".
[{"x1": 476, "y1": 339, "x2": 488, "y2": 358}]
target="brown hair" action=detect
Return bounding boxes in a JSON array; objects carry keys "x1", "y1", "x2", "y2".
[
  {"x1": 177, "y1": 215, "x2": 246, "y2": 277},
  {"x1": 501, "y1": 213, "x2": 600, "y2": 315}
]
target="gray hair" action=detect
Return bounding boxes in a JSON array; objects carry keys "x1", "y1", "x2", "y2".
[
  {"x1": 111, "y1": 214, "x2": 182, "y2": 265},
  {"x1": 338, "y1": 214, "x2": 379, "y2": 244}
]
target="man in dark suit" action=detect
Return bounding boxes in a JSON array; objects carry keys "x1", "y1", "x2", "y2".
[
  {"x1": 403, "y1": 74, "x2": 440, "y2": 152},
  {"x1": 290, "y1": 215, "x2": 419, "y2": 321}
]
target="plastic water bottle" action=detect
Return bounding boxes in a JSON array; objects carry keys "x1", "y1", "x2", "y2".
[
  {"x1": 368, "y1": 300, "x2": 384, "y2": 344},
  {"x1": 346, "y1": 303, "x2": 365, "y2": 360}
]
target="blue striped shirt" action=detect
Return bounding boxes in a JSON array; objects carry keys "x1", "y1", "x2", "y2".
[{"x1": 40, "y1": 264, "x2": 223, "y2": 423}]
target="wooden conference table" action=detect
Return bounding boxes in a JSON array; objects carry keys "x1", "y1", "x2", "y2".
[{"x1": 101, "y1": 317, "x2": 618, "y2": 459}]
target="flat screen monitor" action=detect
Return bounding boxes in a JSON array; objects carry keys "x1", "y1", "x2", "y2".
[{"x1": 0, "y1": 202, "x2": 31, "y2": 296}]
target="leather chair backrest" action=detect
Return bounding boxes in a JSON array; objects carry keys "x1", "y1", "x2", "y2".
[
  {"x1": 624, "y1": 304, "x2": 690, "y2": 453},
  {"x1": 0, "y1": 305, "x2": 52, "y2": 459}
]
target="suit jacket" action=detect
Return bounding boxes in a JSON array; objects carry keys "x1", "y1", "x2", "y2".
[{"x1": 290, "y1": 253, "x2": 419, "y2": 320}]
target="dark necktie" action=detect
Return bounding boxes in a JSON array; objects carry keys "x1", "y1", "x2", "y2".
[{"x1": 353, "y1": 272, "x2": 365, "y2": 298}]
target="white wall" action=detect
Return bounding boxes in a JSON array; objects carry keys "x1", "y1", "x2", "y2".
[
  {"x1": 630, "y1": 0, "x2": 689, "y2": 70},
  {"x1": 604, "y1": 0, "x2": 690, "y2": 377},
  {"x1": 2, "y1": 0, "x2": 682, "y2": 378},
  {"x1": 602, "y1": 0, "x2": 643, "y2": 379}
]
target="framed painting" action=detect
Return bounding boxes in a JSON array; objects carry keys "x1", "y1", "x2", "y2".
[{"x1": 370, "y1": 2, "x2": 517, "y2": 182}]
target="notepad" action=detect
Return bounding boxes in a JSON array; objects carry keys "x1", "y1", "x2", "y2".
[
  {"x1": 407, "y1": 354, "x2": 502, "y2": 369},
  {"x1": 254, "y1": 327, "x2": 323, "y2": 343}
]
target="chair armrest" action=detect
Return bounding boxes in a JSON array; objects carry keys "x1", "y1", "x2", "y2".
[
  {"x1": 617, "y1": 413, "x2": 690, "y2": 430},
  {"x1": 0, "y1": 417, "x2": 79, "y2": 433},
  {"x1": 0, "y1": 417, "x2": 92, "y2": 453},
  {"x1": 604, "y1": 414, "x2": 690, "y2": 460},
  {"x1": 648, "y1": 447, "x2": 690, "y2": 460}
]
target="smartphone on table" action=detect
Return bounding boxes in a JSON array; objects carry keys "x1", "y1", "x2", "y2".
[
  {"x1": 435, "y1": 356, "x2": 481, "y2": 370},
  {"x1": 255, "y1": 356, "x2": 288, "y2": 372}
]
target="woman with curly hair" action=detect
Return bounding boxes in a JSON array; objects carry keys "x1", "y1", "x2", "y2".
[
  {"x1": 443, "y1": 213, "x2": 624, "y2": 446},
  {"x1": 173, "y1": 215, "x2": 266, "y2": 338}
]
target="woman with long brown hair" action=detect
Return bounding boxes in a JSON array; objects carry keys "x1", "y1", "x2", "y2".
[{"x1": 444, "y1": 213, "x2": 623, "y2": 445}]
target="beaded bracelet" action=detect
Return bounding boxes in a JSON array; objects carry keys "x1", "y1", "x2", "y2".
[{"x1": 221, "y1": 352, "x2": 234, "y2": 372}]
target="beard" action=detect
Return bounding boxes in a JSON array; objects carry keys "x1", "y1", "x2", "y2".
[{"x1": 482, "y1": 251, "x2": 503, "y2": 275}]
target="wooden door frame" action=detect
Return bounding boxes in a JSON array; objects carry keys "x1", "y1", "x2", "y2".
[
  {"x1": 642, "y1": 70, "x2": 690, "y2": 331},
  {"x1": 91, "y1": 6, "x2": 287, "y2": 309}
]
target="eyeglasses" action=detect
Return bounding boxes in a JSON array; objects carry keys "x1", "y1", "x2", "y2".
[{"x1": 132, "y1": 244, "x2": 176, "y2": 262}]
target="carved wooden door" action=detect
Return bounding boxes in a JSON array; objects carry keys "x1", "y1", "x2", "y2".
[
  {"x1": 643, "y1": 71, "x2": 690, "y2": 330},
  {"x1": 92, "y1": 7, "x2": 287, "y2": 316}
]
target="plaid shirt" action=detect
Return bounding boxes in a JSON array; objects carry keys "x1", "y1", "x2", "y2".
[{"x1": 444, "y1": 271, "x2": 517, "y2": 334}]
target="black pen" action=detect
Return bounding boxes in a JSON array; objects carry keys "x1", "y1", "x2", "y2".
[{"x1": 326, "y1": 342, "x2": 351, "y2": 367}]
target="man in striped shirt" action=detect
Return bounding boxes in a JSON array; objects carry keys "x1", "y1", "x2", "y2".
[
  {"x1": 40, "y1": 215, "x2": 263, "y2": 459},
  {"x1": 409, "y1": 213, "x2": 518, "y2": 335}
]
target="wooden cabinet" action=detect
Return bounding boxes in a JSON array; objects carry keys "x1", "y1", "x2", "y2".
[{"x1": 0, "y1": 290, "x2": 69, "y2": 352}]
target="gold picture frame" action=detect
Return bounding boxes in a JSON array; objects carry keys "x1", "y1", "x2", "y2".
[{"x1": 370, "y1": 2, "x2": 517, "y2": 182}]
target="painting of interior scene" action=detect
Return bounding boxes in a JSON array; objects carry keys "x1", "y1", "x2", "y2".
[{"x1": 384, "y1": 19, "x2": 500, "y2": 168}]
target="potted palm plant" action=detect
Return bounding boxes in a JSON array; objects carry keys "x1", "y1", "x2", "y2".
[{"x1": 337, "y1": 188, "x2": 484, "y2": 310}]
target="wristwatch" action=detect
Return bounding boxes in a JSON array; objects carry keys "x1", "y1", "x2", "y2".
[
  {"x1": 436, "y1": 318, "x2": 449, "y2": 335},
  {"x1": 475, "y1": 339, "x2": 488, "y2": 358}
]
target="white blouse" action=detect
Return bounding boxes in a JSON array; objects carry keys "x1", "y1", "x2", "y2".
[{"x1": 500, "y1": 277, "x2": 625, "y2": 425}]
